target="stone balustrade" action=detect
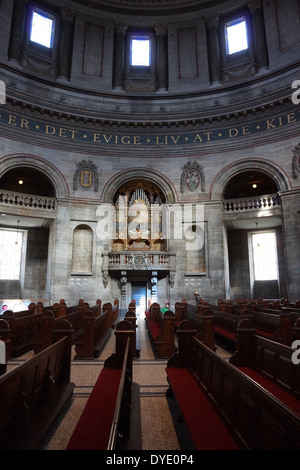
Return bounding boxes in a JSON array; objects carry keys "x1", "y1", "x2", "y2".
[
  {"x1": 103, "y1": 251, "x2": 176, "y2": 271},
  {"x1": 0, "y1": 190, "x2": 56, "y2": 211},
  {"x1": 223, "y1": 193, "x2": 280, "y2": 212}
]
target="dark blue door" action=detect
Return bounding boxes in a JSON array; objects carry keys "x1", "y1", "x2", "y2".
[{"x1": 131, "y1": 282, "x2": 147, "y2": 316}]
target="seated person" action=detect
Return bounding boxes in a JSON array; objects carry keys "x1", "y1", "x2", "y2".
[{"x1": 161, "y1": 299, "x2": 170, "y2": 315}]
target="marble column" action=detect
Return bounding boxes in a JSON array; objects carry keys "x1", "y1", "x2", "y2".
[
  {"x1": 113, "y1": 21, "x2": 128, "y2": 92},
  {"x1": 205, "y1": 14, "x2": 222, "y2": 87},
  {"x1": 247, "y1": 0, "x2": 269, "y2": 73},
  {"x1": 57, "y1": 7, "x2": 75, "y2": 81},
  {"x1": 8, "y1": 0, "x2": 26, "y2": 66},
  {"x1": 154, "y1": 23, "x2": 168, "y2": 93}
]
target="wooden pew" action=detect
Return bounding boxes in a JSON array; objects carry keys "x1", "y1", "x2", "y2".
[
  {"x1": 212, "y1": 309, "x2": 253, "y2": 350},
  {"x1": 66, "y1": 320, "x2": 135, "y2": 450},
  {"x1": 166, "y1": 320, "x2": 300, "y2": 450},
  {"x1": 174, "y1": 301, "x2": 186, "y2": 327},
  {"x1": 124, "y1": 310, "x2": 140, "y2": 357},
  {"x1": 214, "y1": 299, "x2": 298, "y2": 345},
  {"x1": 33, "y1": 308, "x2": 83, "y2": 353},
  {"x1": 229, "y1": 318, "x2": 300, "y2": 414},
  {"x1": 185, "y1": 304, "x2": 215, "y2": 351},
  {"x1": 1, "y1": 310, "x2": 46, "y2": 358},
  {"x1": 0, "y1": 336, "x2": 74, "y2": 450},
  {"x1": 74, "y1": 308, "x2": 112, "y2": 359},
  {"x1": 103, "y1": 300, "x2": 120, "y2": 329},
  {"x1": 0, "y1": 319, "x2": 11, "y2": 363},
  {"x1": 251, "y1": 309, "x2": 293, "y2": 345},
  {"x1": 146, "y1": 304, "x2": 177, "y2": 358}
]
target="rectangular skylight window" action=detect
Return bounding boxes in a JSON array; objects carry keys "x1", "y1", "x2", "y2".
[
  {"x1": 131, "y1": 38, "x2": 150, "y2": 66},
  {"x1": 30, "y1": 11, "x2": 54, "y2": 48},
  {"x1": 226, "y1": 19, "x2": 248, "y2": 55}
]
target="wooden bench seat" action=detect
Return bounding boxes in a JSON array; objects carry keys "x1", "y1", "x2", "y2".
[
  {"x1": 212, "y1": 310, "x2": 253, "y2": 349},
  {"x1": 237, "y1": 367, "x2": 300, "y2": 415},
  {"x1": 1, "y1": 311, "x2": 45, "y2": 358},
  {"x1": 66, "y1": 368, "x2": 122, "y2": 449},
  {"x1": 184, "y1": 305, "x2": 215, "y2": 351},
  {"x1": 146, "y1": 304, "x2": 176, "y2": 358},
  {"x1": 74, "y1": 309, "x2": 112, "y2": 359},
  {"x1": 229, "y1": 318, "x2": 300, "y2": 413},
  {"x1": 124, "y1": 311, "x2": 140, "y2": 357},
  {"x1": 166, "y1": 320, "x2": 300, "y2": 450},
  {"x1": 166, "y1": 367, "x2": 240, "y2": 450},
  {"x1": 66, "y1": 320, "x2": 135, "y2": 450}
]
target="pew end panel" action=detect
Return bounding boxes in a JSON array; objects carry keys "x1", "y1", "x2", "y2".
[{"x1": 0, "y1": 336, "x2": 74, "y2": 450}]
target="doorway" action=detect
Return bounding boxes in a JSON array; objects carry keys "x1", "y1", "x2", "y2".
[{"x1": 131, "y1": 282, "x2": 147, "y2": 316}]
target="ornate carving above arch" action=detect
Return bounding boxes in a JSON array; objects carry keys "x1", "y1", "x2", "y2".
[
  {"x1": 210, "y1": 159, "x2": 290, "y2": 201},
  {"x1": 100, "y1": 168, "x2": 177, "y2": 203},
  {"x1": 0, "y1": 154, "x2": 69, "y2": 199}
]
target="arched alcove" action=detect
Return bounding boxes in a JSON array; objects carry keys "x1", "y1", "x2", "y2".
[
  {"x1": 0, "y1": 155, "x2": 69, "y2": 199},
  {"x1": 223, "y1": 170, "x2": 278, "y2": 199},
  {"x1": 71, "y1": 224, "x2": 93, "y2": 274},
  {"x1": 210, "y1": 160, "x2": 289, "y2": 201},
  {"x1": 101, "y1": 168, "x2": 177, "y2": 204},
  {"x1": 0, "y1": 167, "x2": 55, "y2": 197}
]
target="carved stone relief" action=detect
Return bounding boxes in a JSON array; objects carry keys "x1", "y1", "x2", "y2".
[
  {"x1": 180, "y1": 161, "x2": 205, "y2": 193},
  {"x1": 73, "y1": 160, "x2": 100, "y2": 191}
]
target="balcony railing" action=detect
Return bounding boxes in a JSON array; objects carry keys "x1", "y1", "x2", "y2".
[
  {"x1": 223, "y1": 193, "x2": 280, "y2": 212},
  {"x1": 0, "y1": 190, "x2": 56, "y2": 211},
  {"x1": 103, "y1": 251, "x2": 176, "y2": 271}
]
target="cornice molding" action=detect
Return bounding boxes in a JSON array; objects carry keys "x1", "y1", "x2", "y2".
[{"x1": 4, "y1": 94, "x2": 294, "y2": 132}]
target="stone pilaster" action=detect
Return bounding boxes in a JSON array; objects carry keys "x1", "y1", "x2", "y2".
[
  {"x1": 247, "y1": 0, "x2": 269, "y2": 73},
  {"x1": 154, "y1": 23, "x2": 168, "y2": 93},
  {"x1": 8, "y1": 0, "x2": 26, "y2": 66},
  {"x1": 205, "y1": 14, "x2": 222, "y2": 87},
  {"x1": 57, "y1": 8, "x2": 76, "y2": 81},
  {"x1": 113, "y1": 21, "x2": 128, "y2": 92}
]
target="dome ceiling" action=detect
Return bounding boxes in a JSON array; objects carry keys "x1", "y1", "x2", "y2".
[{"x1": 71, "y1": 0, "x2": 228, "y2": 16}]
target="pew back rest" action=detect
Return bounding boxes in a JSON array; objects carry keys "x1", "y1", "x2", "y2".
[
  {"x1": 213, "y1": 311, "x2": 252, "y2": 333},
  {"x1": 247, "y1": 334, "x2": 300, "y2": 397},
  {"x1": 0, "y1": 336, "x2": 73, "y2": 449},
  {"x1": 253, "y1": 311, "x2": 280, "y2": 332},
  {"x1": 188, "y1": 336, "x2": 300, "y2": 449}
]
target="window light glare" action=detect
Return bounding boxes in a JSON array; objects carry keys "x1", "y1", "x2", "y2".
[
  {"x1": 131, "y1": 39, "x2": 150, "y2": 66},
  {"x1": 226, "y1": 20, "x2": 248, "y2": 55},
  {"x1": 30, "y1": 11, "x2": 53, "y2": 48}
]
